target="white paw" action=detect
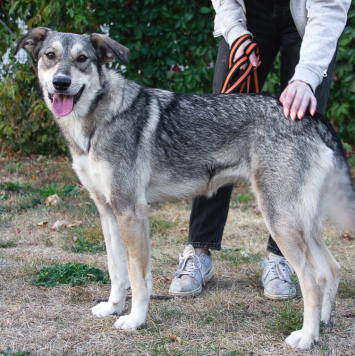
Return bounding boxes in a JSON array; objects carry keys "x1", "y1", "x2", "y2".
[
  {"x1": 91, "y1": 302, "x2": 121, "y2": 318},
  {"x1": 285, "y1": 329, "x2": 317, "y2": 350},
  {"x1": 113, "y1": 314, "x2": 144, "y2": 331}
]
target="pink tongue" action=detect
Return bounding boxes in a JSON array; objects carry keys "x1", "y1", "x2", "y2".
[{"x1": 52, "y1": 94, "x2": 74, "y2": 117}]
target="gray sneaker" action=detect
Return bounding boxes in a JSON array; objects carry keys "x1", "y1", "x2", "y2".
[
  {"x1": 261, "y1": 252, "x2": 296, "y2": 300},
  {"x1": 169, "y1": 245, "x2": 214, "y2": 297}
]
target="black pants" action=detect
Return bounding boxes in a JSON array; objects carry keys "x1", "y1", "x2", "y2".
[{"x1": 188, "y1": 0, "x2": 337, "y2": 255}]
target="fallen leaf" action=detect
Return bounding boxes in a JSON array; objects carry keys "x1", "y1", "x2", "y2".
[
  {"x1": 37, "y1": 221, "x2": 49, "y2": 227},
  {"x1": 44, "y1": 194, "x2": 61, "y2": 206},
  {"x1": 66, "y1": 220, "x2": 83, "y2": 228},
  {"x1": 50, "y1": 220, "x2": 67, "y2": 231},
  {"x1": 77, "y1": 202, "x2": 90, "y2": 207},
  {"x1": 342, "y1": 232, "x2": 354, "y2": 241},
  {"x1": 31, "y1": 174, "x2": 39, "y2": 180},
  {"x1": 178, "y1": 227, "x2": 188, "y2": 232},
  {"x1": 169, "y1": 333, "x2": 183, "y2": 344},
  {"x1": 86, "y1": 274, "x2": 97, "y2": 279}
]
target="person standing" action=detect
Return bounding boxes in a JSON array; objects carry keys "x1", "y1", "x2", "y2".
[{"x1": 169, "y1": 0, "x2": 351, "y2": 299}]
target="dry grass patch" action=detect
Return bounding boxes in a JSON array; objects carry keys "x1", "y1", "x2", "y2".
[{"x1": 1, "y1": 154, "x2": 355, "y2": 355}]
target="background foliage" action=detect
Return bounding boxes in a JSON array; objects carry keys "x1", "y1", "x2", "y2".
[{"x1": 0, "y1": 0, "x2": 354, "y2": 154}]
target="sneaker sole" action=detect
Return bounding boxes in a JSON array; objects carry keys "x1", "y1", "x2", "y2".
[
  {"x1": 264, "y1": 289, "x2": 297, "y2": 300},
  {"x1": 169, "y1": 268, "x2": 214, "y2": 298}
]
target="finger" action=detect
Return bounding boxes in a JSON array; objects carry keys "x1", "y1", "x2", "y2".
[
  {"x1": 249, "y1": 52, "x2": 258, "y2": 67},
  {"x1": 309, "y1": 95, "x2": 317, "y2": 116},
  {"x1": 297, "y1": 94, "x2": 310, "y2": 119},
  {"x1": 253, "y1": 60, "x2": 261, "y2": 71},
  {"x1": 233, "y1": 49, "x2": 247, "y2": 70},
  {"x1": 290, "y1": 91, "x2": 304, "y2": 120},
  {"x1": 233, "y1": 40, "x2": 251, "y2": 63},
  {"x1": 281, "y1": 86, "x2": 296, "y2": 118},
  {"x1": 280, "y1": 88, "x2": 287, "y2": 104}
]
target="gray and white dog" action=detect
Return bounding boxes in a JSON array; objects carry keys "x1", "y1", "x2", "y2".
[{"x1": 14, "y1": 28, "x2": 355, "y2": 349}]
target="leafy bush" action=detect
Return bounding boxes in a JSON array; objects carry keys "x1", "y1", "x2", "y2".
[
  {"x1": 93, "y1": 0, "x2": 217, "y2": 92},
  {"x1": 0, "y1": 0, "x2": 217, "y2": 154},
  {"x1": 327, "y1": 6, "x2": 355, "y2": 143},
  {"x1": 1, "y1": 0, "x2": 355, "y2": 154},
  {"x1": 30, "y1": 262, "x2": 110, "y2": 287}
]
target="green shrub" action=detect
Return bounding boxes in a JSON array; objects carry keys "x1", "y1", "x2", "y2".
[
  {"x1": 1, "y1": 0, "x2": 355, "y2": 154},
  {"x1": 0, "y1": 0, "x2": 217, "y2": 154}
]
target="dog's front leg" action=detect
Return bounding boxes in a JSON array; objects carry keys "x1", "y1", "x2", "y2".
[
  {"x1": 113, "y1": 202, "x2": 152, "y2": 331},
  {"x1": 91, "y1": 200, "x2": 130, "y2": 318}
]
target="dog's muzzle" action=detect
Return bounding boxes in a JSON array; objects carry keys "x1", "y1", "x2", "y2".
[{"x1": 48, "y1": 75, "x2": 85, "y2": 117}]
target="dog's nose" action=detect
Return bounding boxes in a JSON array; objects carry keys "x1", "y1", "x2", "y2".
[{"x1": 53, "y1": 75, "x2": 71, "y2": 91}]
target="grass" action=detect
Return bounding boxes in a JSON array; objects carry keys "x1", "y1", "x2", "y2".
[
  {"x1": 37, "y1": 182, "x2": 79, "y2": 197},
  {"x1": 216, "y1": 248, "x2": 262, "y2": 268},
  {"x1": 150, "y1": 216, "x2": 177, "y2": 238},
  {"x1": 30, "y1": 262, "x2": 110, "y2": 287},
  {"x1": 70, "y1": 235, "x2": 106, "y2": 253},
  {"x1": 338, "y1": 277, "x2": 355, "y2": 298},
  {"x1": 0, "y1": 350, "x2": 30, "y2": 356},
  {"x1": 1, "y1": 154, "x2": 355, "y2": 355},
  {"x1": 266, "y1": 299, "x2": 304, "y2": 336},
  {"x1": 67, "y1": 225, "x2": 106, "y2": 253},
  {"x1": 0, "y1": 238, "x2": 17, "y2": 248}
]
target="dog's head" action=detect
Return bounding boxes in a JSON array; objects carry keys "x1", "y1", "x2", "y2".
[{"x1": 14, "y1": 27, "x2": 129, "y2": 118}]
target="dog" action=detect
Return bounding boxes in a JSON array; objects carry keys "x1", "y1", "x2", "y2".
[{"x1": 14, "y1": 27, "x2": 355, "y2": 350}]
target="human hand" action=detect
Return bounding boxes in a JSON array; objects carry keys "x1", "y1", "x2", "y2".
[
  {"x1": 233, "y1": 38, "x2": 259, "y2": 69},
  {"x1": 280, "y1": 80, "x2": 317, "y2": 120}
]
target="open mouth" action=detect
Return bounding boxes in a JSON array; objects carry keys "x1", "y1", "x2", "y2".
[{"x1": 48, "y1": 86, "x2": 85, "y2": 117}]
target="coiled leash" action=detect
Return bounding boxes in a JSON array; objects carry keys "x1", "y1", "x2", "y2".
[{"x1": 221, "y1": 34, "x2": 260, "y2": 94}]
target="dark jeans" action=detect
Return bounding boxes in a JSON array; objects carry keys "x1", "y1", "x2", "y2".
[{"x1": 188, "y1": 0, "x2": 337, "y2": 255}]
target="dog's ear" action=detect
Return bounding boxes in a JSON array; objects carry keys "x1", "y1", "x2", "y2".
[
  {"x1": 90, "y1": 34, "x2": 129, "y2": 65},
  {"x1": 13, "y1": 27, "x2": 51, "y2": 60}
]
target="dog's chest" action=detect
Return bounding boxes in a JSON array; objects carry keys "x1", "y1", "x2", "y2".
[{"x1": 72, "y1": 154, "x2": 112, "y2": 203}]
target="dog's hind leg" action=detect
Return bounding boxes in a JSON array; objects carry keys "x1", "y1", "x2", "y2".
[
  {"x1": 113, "y1": 200, "x2": 152, "y2": 331},
  {"x1": 318, "y1": 242, "x2": 341, "y2": 324},
  {"x1": 91, "y1": 200, "x2": 130, "y2": 318},
  {"x1": 253, "y1": 171, "x2": 334, "y2": 349}
]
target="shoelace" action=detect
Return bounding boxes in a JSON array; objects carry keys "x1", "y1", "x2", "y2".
[
  {"x1": 175, "y1": 254, "x2": 206, "y2": 285},
  {"x1": 263, "y1": 258, "x2": 294, "y2": 284}
]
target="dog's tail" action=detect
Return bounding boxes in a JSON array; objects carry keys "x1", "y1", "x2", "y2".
[{"x1": 325, "y1": 150, "x2": 355, "y2": 235}]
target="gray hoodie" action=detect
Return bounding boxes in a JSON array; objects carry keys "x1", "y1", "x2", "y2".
[{"x1": 211, "y1": 0, "x2": 351, "y2": 92}]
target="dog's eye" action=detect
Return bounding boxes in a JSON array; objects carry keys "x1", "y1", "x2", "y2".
[
  {"x1": 46, "y1": 52, "x2": 55, "y2": 60},
  {"x1": 77, "y1": 55, "x2": 88, "y2": 63}
]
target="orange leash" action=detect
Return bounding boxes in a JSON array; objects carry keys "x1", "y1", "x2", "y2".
[{"x1": 221, "y1": 35, "x2": 260, "y2": 94}]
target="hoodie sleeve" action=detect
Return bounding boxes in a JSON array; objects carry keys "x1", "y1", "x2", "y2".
[
  {"x1": 290, "y1": 0, "x2": 351, "y2": 92},
  {"x1": 211, "y1": 0, "x2": 252, "y2": 47}
]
